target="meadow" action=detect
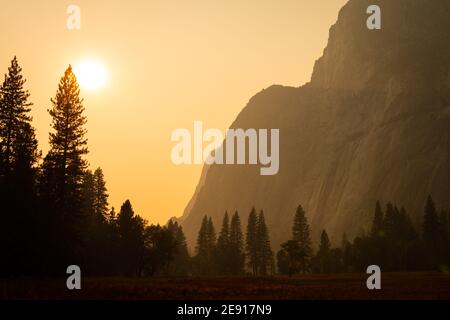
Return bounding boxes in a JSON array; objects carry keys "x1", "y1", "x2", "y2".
[{"x1": 2, "y1": 273, "x2": 450, "y2": 300}]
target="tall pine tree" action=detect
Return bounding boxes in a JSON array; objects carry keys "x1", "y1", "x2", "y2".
[
  {"x1": 0, "y1": 56, "x2": 39, "y2": 276},
  {"x1": 246, "y1": 207, "x2": 259, "y2": 275},
  {"x1": 292, "y1": 205, "x2": 312, "y2": 273},
  {"x1": 116, "y1": 200, "x2": 145, "y2": 276},
  {"x1": 229, "y1": 211, "x2": 245, "y2": 275},
  {"x1": 216, "y1": 211, "x2": 231, "y2": 274},
  {"x1": 40, "y1": 65, "x2": 88, "y2": 271},
  {"x1": 257, "y1": 210, "x2": 273, "y2": 275},
  {"x1": 314, "y1": 229, "x2": 332, "y2": 273},
  {"x1": 195, "y1": 215, "x2": 216, "y2": 275},
  {"x1": 167, "y1": 220, "x2": 191, "y2": 276},
  {"x1": 0, "y1": 56, "x2": 38, "y2": 176}
]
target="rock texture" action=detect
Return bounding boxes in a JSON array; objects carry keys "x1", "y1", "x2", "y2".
[{"x1": 178, "y1": 0, "x2": 450, "y2": 251}]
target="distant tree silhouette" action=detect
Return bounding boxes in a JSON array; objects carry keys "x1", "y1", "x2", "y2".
[
  {"x1": 338, "y1": 200, "x2": 442, "y2": 273},
  {"x1": 195, "y1": 216, "x2": 209, "y2": 269},
  {"x1": 292, "y1": 205, "x2": 312, "y2": 273},
  {"x1": 116, "y1": 200, "x2": 146, "y2": 276},
  {"x1": 216, "y1": 211, "x2": 231, "y2": 274},
  {"x1": 81, "y1": 168, "x2": 113, "y2": 275},
  {"x1": 207, "y1": 217, "x2": 216, "y2": 246},
  {"x1": 167, "y1": 220, "x2": 191, "y2": 276},
  {"x1": 81, "y1": 170, "x2": 95, "y2": 216},
  {"x1": 246, "y1": 207, "x2": 259, "y2": 275},
  {"x1": 312, "y1": 230, "x2": 332, "y2": 273},
  {"x1": 229, "y1": 211, "x2": 245, "y2": 275},
  {"x1": 195, "y1": 215, "x2": 216, "y2": 275},
  {"x1": 257, "y1": 210, "x2": 274, "y2": 275},
  {"x1": 143, "y1": 224, "x2": 177, "y2": 276}
]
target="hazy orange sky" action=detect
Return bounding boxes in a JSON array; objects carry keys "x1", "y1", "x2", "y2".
[{"x1": 0, "y1": 0, "x2": 347, "y2": 224}]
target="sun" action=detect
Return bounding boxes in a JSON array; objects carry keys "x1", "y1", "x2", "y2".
[{"x1": 74, "y1": 59, "x2": 108, "y2": 91}]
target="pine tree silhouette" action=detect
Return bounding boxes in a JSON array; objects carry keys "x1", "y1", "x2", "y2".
[
  {"x1": 315, "y1": 229, "x2": 332, "y2": 273},
  {"x1": 216, "y1": 211, "x2": 231, "y2": 274},
  {"x1": 93, "y1": 167, "x2": 109, "y2": 220},
  {"x1": 292, "y1": 205, "x2": 312, "y2": 273},
  {"x1": 195, "y1": 215, "x2": 216, "y2": 275},
  {"x1": 246, "y1": 207, "x2": 259, "y2": 275},
  {"x1": 0, "y1": 56, "x2": 38, "y2": 176},
  {"x1": 229, "y1": 211, "x2": 245, "y2": 275},
  {"x1": 39, "y1": 65, "x2": 88, "y2": 271},
  {"x1": 0, "y1": 56, "x2": 39, "y2": 276},
  {"x1": 257, "y1": 210, "x2": 273, "y2": 275}
]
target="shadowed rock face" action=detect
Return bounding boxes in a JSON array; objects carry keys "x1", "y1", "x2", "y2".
[{"x1": 178, "y1": 0, "x2": 450, "y2": 251}]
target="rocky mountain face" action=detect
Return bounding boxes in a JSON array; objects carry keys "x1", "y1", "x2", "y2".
[{"x1": 179, "y1": 0, "x2": 450, "y2": 251}]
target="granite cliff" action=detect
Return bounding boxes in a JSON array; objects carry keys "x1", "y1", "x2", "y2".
[{"x1": 179, "y1": 0, "x2": 450, "y2": 250}]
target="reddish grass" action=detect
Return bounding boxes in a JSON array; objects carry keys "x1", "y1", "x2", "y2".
[{"x1": 1, "y1": 272, "x2": 450, "y2": 300}]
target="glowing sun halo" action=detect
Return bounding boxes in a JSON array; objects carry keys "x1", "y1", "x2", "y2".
[{"x1": 74, "y1": 59, "x2": 108, "y2": 91}]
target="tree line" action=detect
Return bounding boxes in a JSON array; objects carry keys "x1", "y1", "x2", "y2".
[
  {"x1": 1, "y1": 56, "x2": 448, "y2": 278},
  {"x1": 0, "y1": 57, "x2": 190, "y2": 277},
  {"x1": 191, "y1": 195, "x2": 449, "y2": 276},
  {"x1": 193, "y1": 208, "x2": 274, "y2": 276},
  {"x1": 277, "y1": 197, "x2": 450, "y2": 275}
]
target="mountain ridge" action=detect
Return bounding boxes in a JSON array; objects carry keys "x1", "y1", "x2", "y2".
[{"x1": 178, "y1": 0, "x2": 450, "y2": 251}]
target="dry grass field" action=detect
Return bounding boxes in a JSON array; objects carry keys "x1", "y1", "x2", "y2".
[{"x1": 1, "y1": 272, "x2": 450, "y2": 300}]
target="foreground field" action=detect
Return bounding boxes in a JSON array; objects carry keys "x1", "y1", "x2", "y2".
[{"x1": 1, "y1": 272, "x2": 450, "y2": 300}]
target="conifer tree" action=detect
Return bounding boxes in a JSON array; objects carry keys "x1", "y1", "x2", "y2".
[
  {"x1": 292, "y1": 205, "x2": 312, "y2": 272},
  {"x1": 116, "y1": 200, "x2": 145, "y2": 275},
  {"x1": 217, "y1": 211, "x2": 230, "y2": 248},
  {"x1": 40, "y1": 65, "x2": 88, "y2": 213},
  {"x1": 246, "y1": 207, "x2": 259, "y2": 275},
  {"x1": 277, "y1": 240, "x2": 302, "y2": 276},
  {"x1": 0, "y1": 56, "x2": 39, "y2": 276},
  {"x1": 314, "y1": 229, "x2": 332, "y2": 273},
  {"x1": 216, "y1": 211, "x2": 231, "y2": 274},
  {"x1": 195, "y1": 215, "x2": 216, "y2": 275},
  {"x1": 39, "y1": 65, "x2": 88, "y2": 270},
  {"x1": 196, "y1": 216, "x2": 209, "y2": 258},
  {"x1": 257, "y1": 210, "x2": 273, "y2": 275},
  {"x1": 0, "y1": 56, "x2": 38, "y2": 176},
  {"x1": 229, "y1": 211, "x2": 245, "y2": 275},
  {"x1": 93, "y1": 167, "x2": 109, "y2": 219},
  {"x1": 318, "y1": 229, "x2": 331, "y2": 253},
  {"x1": 81, "y1": 168, "x2": 110, "y2": 275},
  {"x1": 81, "y1": 170, "x2": 95, "y2": 216},
  {"x1": 207, "y1": 216, "x2": 217, "y2": 252},
  {"x1": 167, "y1": 220, "x2": 191, "y2": 276},
  {"x1": 423, "y1": 196, "x2": 440, "y2": 245}
]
